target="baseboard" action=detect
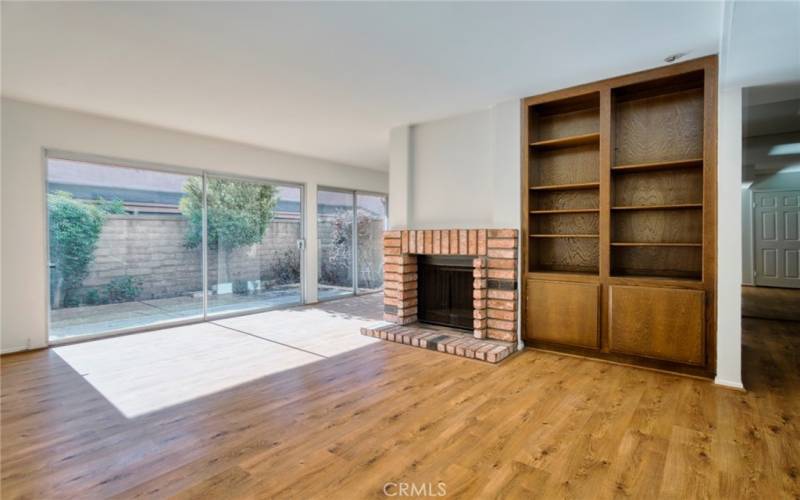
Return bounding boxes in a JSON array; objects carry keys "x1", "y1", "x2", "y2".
[{"x1": 714, "y1": 377, "x2": 745, "y2": 391}]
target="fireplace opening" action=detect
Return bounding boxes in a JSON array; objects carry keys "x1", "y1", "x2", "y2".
[{"x1": 417, "y1": 255, "x2": 474, "y2": 331}]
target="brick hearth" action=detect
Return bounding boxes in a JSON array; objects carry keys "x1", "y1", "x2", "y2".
[
  {"x1": 361, "y1": 322, "x2": 516, "y2": 363},
  {"x1": 380, "y1": 229, "x2": 519, "y2": 343}
]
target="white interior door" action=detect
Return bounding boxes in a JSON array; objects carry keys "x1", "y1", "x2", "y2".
[{"x1": 753, "y1": 190, "x2": 800, "y2": 288}]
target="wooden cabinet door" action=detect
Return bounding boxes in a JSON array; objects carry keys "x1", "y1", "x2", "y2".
[
  {"x1": 609, "y1": 285, "x2": 705, "y2": 365},
  {"x1": 526, "y1": 280, "x2": 599, "y2": 348}
]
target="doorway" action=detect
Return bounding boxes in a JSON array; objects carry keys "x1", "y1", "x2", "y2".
[{"x1": 752, "y1": 189, "x2": 800, "y2": 288}]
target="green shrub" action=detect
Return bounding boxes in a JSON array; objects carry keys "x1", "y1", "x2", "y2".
[
  {"x1": 262, "y1": 247, "x2": 301, "y2": 286},
  {"x1": 180, "y1": 177, "x2": 277, "y2": 252},
  {"x1": 48, "y1": 192, "x2": 108, "y2": 308},
  {"x1": 84, "y1": 289, "x2": 103, "y2": 305},
  {"x1": 232, "y1": 279, "x2": 250, "y2": 295},
  {"x1": 105, "y1": 276, "x2": 142, "y2": 303}
]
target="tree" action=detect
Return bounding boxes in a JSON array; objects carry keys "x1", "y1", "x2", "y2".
[
  {"x1": 48, "y1": 191, "x2": 122, "y2": 308},
  {"x1": 180, "y1": 177, "x2": 278, "y2": 287}
]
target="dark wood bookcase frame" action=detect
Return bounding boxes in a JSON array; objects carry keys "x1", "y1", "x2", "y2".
[{"x1": 521, "y1": 56, "x2": 717, "y2": 377}]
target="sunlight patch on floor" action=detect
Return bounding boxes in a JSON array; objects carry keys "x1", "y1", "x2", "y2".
[
  {"x1": 213, "y1": 307, "x2": 382, "y2": 357},
  {"x1": 54, "y1": 307, "x2": 381, "y2": 418}
]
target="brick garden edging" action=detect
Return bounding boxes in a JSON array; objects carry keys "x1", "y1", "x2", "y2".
[{"x1": 382, "y1": 229, "x2": 519, "y2": 342}]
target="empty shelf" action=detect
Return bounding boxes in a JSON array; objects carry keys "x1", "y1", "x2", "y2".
[
  {"x1": 530, "y1": 182, "x2": 600, "y2": 191},
  {"x1": 531, "y1": 208, "x2": 600, "y2": 214},
  {"x1": 611, "y1": 242, "x2": 702, "y2": 247},
  {"x1": 530, "y1": 132, "x2": 600, "y2": 149},
  {"x1": 611, "y1": 158, "x2": 702, "y2": 173},
  {"x1": 611, "y1": 203, "x2": 702, "y2": 211}
]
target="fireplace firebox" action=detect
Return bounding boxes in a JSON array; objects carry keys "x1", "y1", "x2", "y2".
[{"x1": 417, "y1": 255, "x2": 474, "y2": 330}]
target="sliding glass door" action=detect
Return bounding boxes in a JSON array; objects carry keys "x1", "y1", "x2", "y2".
[
  {"x1": 317, "y1": 188, "x2": 387, "y2": 301},
  {"x1": 356, "y1": 193, "x2": 388, "y2": 293},
  {"x1": 206, "y1": 178, "x2": 303, "y2": 317},
  {"x1": 317, "y1": 189, "x2": 355, "y2": 300},
  {"x1": 46, "y1": 155, "x2": 304, "y2": 342},
  {"x1": 47, "y1": 158, "x2": 204, "y2": 340}
]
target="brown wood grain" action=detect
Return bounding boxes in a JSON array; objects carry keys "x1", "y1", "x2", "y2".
[
  {"x1": 614, "y1": 87, "x2": 704, "y2": 165},
  {"x1": 521, "y1": 55, "x2": 717, "y2": 375},
  {"x1": 1, "y1": 297, "x2": 796, "y2": 498},
  {"x1": 530, "y1": 237, "x2": 599, "y2": 274},
  {"x1": 612, "y1": 169, "x2": 703, "y2": 207},
  {"x1": 609, "y1": 285, "x2": 705, "y2": 365},
  {"x1": 526, "y1": 280, "x2": 600, "y2": 348},
  {"x1": 612, "y1": 209, "x2": 702, "y2": 244},
  {"x1": 533, "y1": 212, "x2": 599, "y2": 235},
  {"x1": 531, "y1": 144, "x2": 599, "y2": 186}
]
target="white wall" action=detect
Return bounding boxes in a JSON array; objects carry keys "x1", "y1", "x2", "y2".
[
  {"x1": 389, "y1": 100, "x2": 520, "y2": 230},
  {"x1": 0, "y1": 98, "x2": 388, "y2": 353},
  {"x1": 715, "y1": 0, "x2": 800, "y2": 389}
]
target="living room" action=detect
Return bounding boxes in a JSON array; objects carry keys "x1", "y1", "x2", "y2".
[{"x1": 2, "y1": 1, "x2": 799, "y2": 498}]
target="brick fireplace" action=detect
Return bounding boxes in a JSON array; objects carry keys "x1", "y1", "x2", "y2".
[{"x1": 381, "y1": 229, "x2": 518, "y2": 342}]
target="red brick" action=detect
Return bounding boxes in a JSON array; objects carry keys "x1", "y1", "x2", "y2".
[
  {"x1": 459, "y1": 230, "x2": 468, "y2": 254},
  {"x1": 441, "y1": 230, "x2": 450, "y2": 254},
  {"x1": 473, "y1": 329, "x2": 487, "y2": 340},
  {"x1": 488, "y1": 319, "x2": 515, "y2": 330},
  {"x1": 383, "y1": 237, "x2": 401, "y2": 248},
  {"x1": 384, "y1": 230, "x2": 402, "y2": 238},
  {"x1": 473, "y1": 289, "x2": 487, "y2": 300},
  {"x1": 385, "y1": 247, "x2": 401, "y2": 256},
  {"x1": 417, "y1": 231, "x2": 424, "y2": 253},
  {"x1": 433, "y1": 230, "x2": 441, "y2": 254},
  {"x1": 487, "y1": 299, "x2": 515, "y2": 311},
  {"x1": 450, "y1": 231, "x2": 459, "y2": 254},
  {"x1": 488, "y1": 258, "x2": 516, "y2": 269},
  {"x1": 424, "y1": 230, "x2": 433, "y2": 254},
  {"x1": 397, "y1": 289, "x2": 418, "y2": 299},
  {"x1": 385, "y1": 254, "x2": 416, "y2": 265},
  {"x1": 473, "y1": 278, "x2": 487, "y2": 289},
  {"x1": 384, "y1": 264, "x2": 410, "y2": 274},
  {"x1": 473, "y1": 318, "x2": 487, "y2": 329},
  {"x1": 468, "y1": 229, "x2": 477, "y2": 255},
  {"x1": 487, "y1": 238, "x2": 517, "y2": 249},
  {"x1": 384, "y1": 272, "x2": 402, "y2": 282},
  {"x1": 488, "y1": 229, "x2": 516, "y2": 238},
  {"x1": 473, "y1": 257, "x2": 485, "y2": 268},
  {"x1": 473, "y1": 268, "x2": 487, "y2": 278},
  {"x1": 478, "y1": 229, "x2": 487, "y2": 255},
  {"x1": 474, "y1": 299, "x2": 487, "y2": 310},
  {"x1": 488, "y1": 309, "x2": 516, "y2": 321},
  {"x1": 398, "y1": 306, "x2": 418, "y2": 316},
  {"x1": 408, "y1": 230, "x2": 417, "y2": 253},
  {"x1": 474, "y1": 309, "x2": 487, "y2": 320},
  {"x1": 488, "y1": 269, "x2": 516, "y2": 280},
  {"x1": 401, "y1": 231, "x2": 409, "y2": 253},
  {"x1": 487, "y1": 329, "x2": 516, "y2": 342},
  {"x1": 488, "y1": 248, "x2": 517, "y2": 259},
  {"x1": 488, "y1": 289, "x2": 516, "y2": 300}
]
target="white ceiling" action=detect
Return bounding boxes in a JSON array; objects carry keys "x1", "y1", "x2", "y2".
[{"x1": 1, "y1": 2, "x2": 723, "y2": 170}]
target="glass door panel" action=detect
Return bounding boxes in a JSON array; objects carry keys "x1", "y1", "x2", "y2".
[
  {"x1": 47, "y1": 158, "x2": 203, "y2": 340},
  {"x1": 206, "y1": 177, "x2": 303, "y2": 317},
  {"x1": 317, "y1": 189, "x2": 355, "y2": 300},
  {"x1": 356, "y1": 193, "x2": 388, "y2": 293}
]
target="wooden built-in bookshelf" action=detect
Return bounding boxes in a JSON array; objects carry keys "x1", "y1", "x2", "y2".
[{"x1": 521, "y1": 56, "x2": 717, "y2": 377}]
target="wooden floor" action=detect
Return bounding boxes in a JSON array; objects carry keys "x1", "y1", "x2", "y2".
[
  {"x1": 2, "y1": 295, "x2": 799, "y2": 499},
  {"x1": 742, "y1": 284, "x2": 800, "y2": 322}
]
